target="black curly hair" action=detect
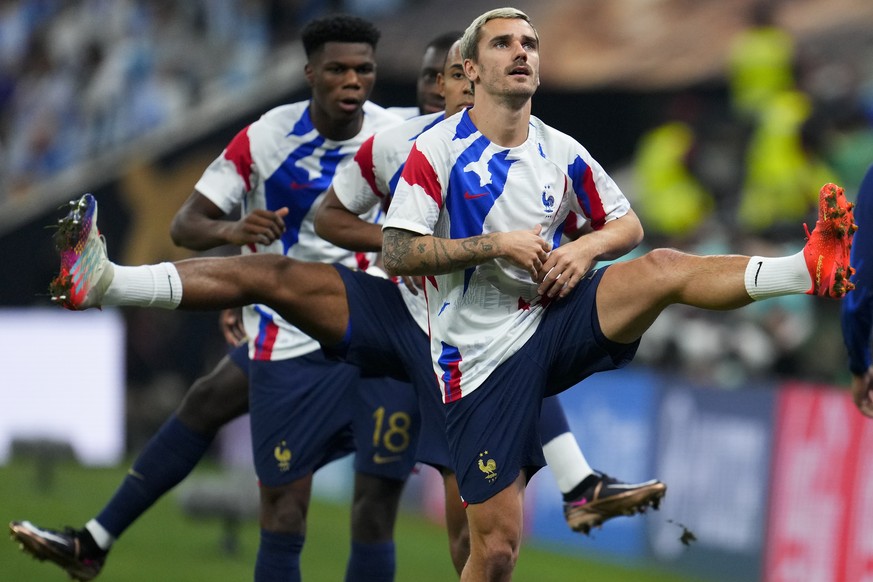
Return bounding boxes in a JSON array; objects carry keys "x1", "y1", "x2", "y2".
[{"x1": 301, "y1": 14, "x2": 381, "y2": 58}]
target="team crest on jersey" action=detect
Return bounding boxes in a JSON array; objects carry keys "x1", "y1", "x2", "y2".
[
  {"x1": 542, "y1": 184, "x2": 555, "y2": 214},
  {"x1": 478, "y1": 451, "x2": 498, "y2": 483},
  {"x1": 274, "y1": 441, "x2": 292, "y2": 472}
]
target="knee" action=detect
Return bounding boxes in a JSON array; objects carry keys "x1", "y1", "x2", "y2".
[
  {"x1": 268, "y1": 256, "x2": 310, "y2": 304},
  {"x1": 259, "y1": 486, "x2": 307, "y2": 534},
  {"x1": 476, "y1": 535, "x2": 518, "y2": 577},
  {"x1": 350, "y1": 476, "x2": 404, "y2": 542},
  {"x1": 177, "y1": 369, "x2": 247, "y2": 433},
  {"x1": 637, "y1": 248, "x2": 690, "y2": 289},
  {"x1": 640, "y1": 247, "x2": 686, "y2": 273}
]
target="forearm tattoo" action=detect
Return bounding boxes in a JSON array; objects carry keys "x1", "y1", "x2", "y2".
[
  {"x1": 383, "y1": 228, "x2": 414, "y2": 273},
  {"x1": 384, "y1": 228, "x2": 499, "y2": 275}
]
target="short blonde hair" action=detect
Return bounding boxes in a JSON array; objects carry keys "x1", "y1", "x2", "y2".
[{"x1": 459, "y1": 7, "x2": 538, "y2": 62}]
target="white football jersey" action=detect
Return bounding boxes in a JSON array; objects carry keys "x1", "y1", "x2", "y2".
[
  {"x1": 384, "y1": 110, "x2": 631, "y2": 401},
  {"x1": 195, "y1": 100, "x2": 403, "y2": 360}
]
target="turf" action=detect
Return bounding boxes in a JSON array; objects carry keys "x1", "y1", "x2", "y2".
[{"x1": 0, "y1": 458, "x2": 696, "y2": 581}]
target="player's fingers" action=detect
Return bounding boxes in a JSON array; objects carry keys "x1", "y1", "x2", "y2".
[
  {"x1": 402, "y1": 275, "x2": 419, "y2": 295},
  {"x1": 557, "y1": 272, "x2": 581, "y2": 298}
]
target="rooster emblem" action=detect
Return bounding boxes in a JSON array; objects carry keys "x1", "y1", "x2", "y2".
[
  {"x1": 478, "y1": 451, "x2": 497, "y2": 483},
  {"x1": 274, "y1": 441, "x2": 292, "y2": 472}
]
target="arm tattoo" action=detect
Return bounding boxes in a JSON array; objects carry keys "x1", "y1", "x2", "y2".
[
  {"x1": 383, "y1": 228, "x2": 501, "y2": 275},
  {"x1": 383, "y1": 228, "x2": 414, "y2": 273}
]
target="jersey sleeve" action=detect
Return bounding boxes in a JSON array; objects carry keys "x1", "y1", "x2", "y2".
[
  {"x1": 565, "y1": 149, "x2": 630, "y2": 231},
  {"x1": 194, "y1": 125, "x2": 256, "y2": 214},
  {"x1": 332, "y1": 135, "x2": 387, "y2": 216},
  {"x1": 842, "y1": 164, "x2": 873, "y2": 375},
  {"x1": 383, "y1": 142, "x2": 443, "y2": 235}
]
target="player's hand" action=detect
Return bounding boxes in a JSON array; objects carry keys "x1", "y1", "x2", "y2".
[
  {"x1": 536, "y1": 238, "x2": 596, "y2": 299},
  {"x1": 220, "y1": 308, "x2": 247, "y2": 346},
  {"x1": 499, "y1": 225, "x2": 551, "y2": 280},
  {"x1": 228, "y1": 208, "x2": 289, "y2": 246},
  {"x1": 851, "y1": 367, "x2": 873, "y2": 419},
  {"x1": 401, "y1": 275, "x2": 423, "y2": 295}
]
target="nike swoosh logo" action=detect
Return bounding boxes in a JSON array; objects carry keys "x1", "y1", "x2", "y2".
[
  {"x1": 290, "y1": 182, "x2": 313, "y2": 190},
  {"x1": 464, "y1": 191, "x2": 488, "y2": 200},
  {"x1": 372, "y1": 453, "x2": 402, "y2": 464},
  {"x1": 754, "y1": 261, "x2": 763, "y2": 286}
]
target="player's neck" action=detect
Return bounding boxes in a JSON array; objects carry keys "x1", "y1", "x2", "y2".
[
  {"x1": 468, "y1": 97, "x2": 531, "y2": 148},
  {"x1": 310, "y1": 104, "x2": 365, "y2": 142}
]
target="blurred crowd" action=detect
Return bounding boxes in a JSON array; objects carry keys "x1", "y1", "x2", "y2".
[
  {"x1": 2, "y1": 0, "x2": 871, "y2": 390},
  {"x1": 0, "y1": 0, "x2": 403, "y2": 199},
  {"x1": 624, "y1": 1, "x2": 873, "y2": 387}
]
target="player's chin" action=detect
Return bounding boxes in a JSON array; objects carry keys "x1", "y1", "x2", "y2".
[{"x1": 335, "y1": 99, "x2": 364, "y2": 116}]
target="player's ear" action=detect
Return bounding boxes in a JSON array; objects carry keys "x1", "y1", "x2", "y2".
[
  {"x1": 463, "y1": 59, "x2": 478, "y2": 83},
  {"x1": 304, "y1": 62, "x2": 315, "y2": 87},
  {"x1": 437, "y1": 72, "x2": 445, "y2": 97}
]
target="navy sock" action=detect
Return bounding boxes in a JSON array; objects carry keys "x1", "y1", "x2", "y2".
[
  {"x1": 95, "y1": 415, "x2": 213, "y2": 537},
  {"x1": 539, "y1": 395, "x2": 571, "y2": 444},
  {"x1": 256, "y1": 530, "x2": 304, "y2": 582},
  {"x1": 345, "y1": 540, "x2": 396, "y2": 582}
]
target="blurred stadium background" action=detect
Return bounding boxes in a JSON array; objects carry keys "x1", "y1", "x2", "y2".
[{"x1": 2, "y1": 0, "x2": 873, "y2": 580}]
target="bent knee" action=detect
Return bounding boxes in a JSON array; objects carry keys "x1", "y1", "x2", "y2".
[
  {"x1": 640, "y1": 247, "x2": 687, "y2": 272},
  {"x1": 178, "y1": 367, "x2": 248, "y2": 432},
  {"x1": 477, "y1": 539, "x2": 518, "y2": 575}
]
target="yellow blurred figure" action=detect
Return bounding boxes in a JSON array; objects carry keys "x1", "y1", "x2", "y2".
[
  {"x1": 633, "y1": 121, "x2": 714, "y2": 238},
  {"x1": 727, "y1": 5, "x2": 795, "y2": 121},
  {"x1": 738, "y1": 90, "x2": 837, "y2": 232}
]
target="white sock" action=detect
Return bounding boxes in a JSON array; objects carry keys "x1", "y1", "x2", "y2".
[
  {"x1": 744, "y1": 253, "x2": 811, "y2": 300},
  {"x1": 103, "y1": 263, "x2": 183, "y2": 308},
  {"x1": 84, "y1": 519, "x2": 115, "y2": 551},
  {"x1": 542, "y1": 432, "x2": 593, "y2": 494}
]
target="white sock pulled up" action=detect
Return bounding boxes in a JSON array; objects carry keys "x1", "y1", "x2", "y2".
[
  {"x1": 744, "y1": 253, "x2": 811, "y2": 300},
  {"x1": 103, "y1": 263, "x2": 183, "y2": 309}
]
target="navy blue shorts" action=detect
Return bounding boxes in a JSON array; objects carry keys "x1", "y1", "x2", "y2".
[
  {"x1": 448, "y1": 266, "x2": 639, "y2": 503},
  {"x1": 329, "y1": 265, "x2": 452, "y2": 471},
  {"x1": 353, "y1": 374, "x2": 420, "y2": 481},
  {"x1": 248, "y1": 350, "x2": 358, "y2": 487}
]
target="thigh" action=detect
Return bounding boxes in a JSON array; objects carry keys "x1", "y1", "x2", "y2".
[{"x1": 249, "y1": 352, "x2": 358, "y2": 487}]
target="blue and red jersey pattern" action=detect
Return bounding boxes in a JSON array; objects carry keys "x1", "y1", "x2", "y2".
[
  {"x1": 384, "y1": 109, "x2": 631, "y2": 401},
  {"x1": 195, "y1": 100, "x2": 402, "y2": 361}
]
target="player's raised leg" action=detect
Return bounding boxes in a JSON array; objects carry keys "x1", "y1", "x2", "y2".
[
  {"x1": 596, "y1": 183, "x2": 856, "y2": 345},
  {"x1": 49, "y1": 193, "x2": 350, "y2": 346}
]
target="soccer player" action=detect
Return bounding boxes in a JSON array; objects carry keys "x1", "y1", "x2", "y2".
[
  {"x1": 387, "y1": 31, "x2": 463, "y2": 119},
  {"x1": 26, "y1": 32, "x2": 672, "y2": 577},
  {"x1": 379, "y1": 8, "x2": 855, "y2": 580},
  {"x1": 317, "y1": 37, "x2": 665, "y2": 543},
  {"x1": 11, "y1": 15, "x2": 413, "y2": 582},
  {"x1": 843, "y1": 163, "x2": 873, "y2": 418}
]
